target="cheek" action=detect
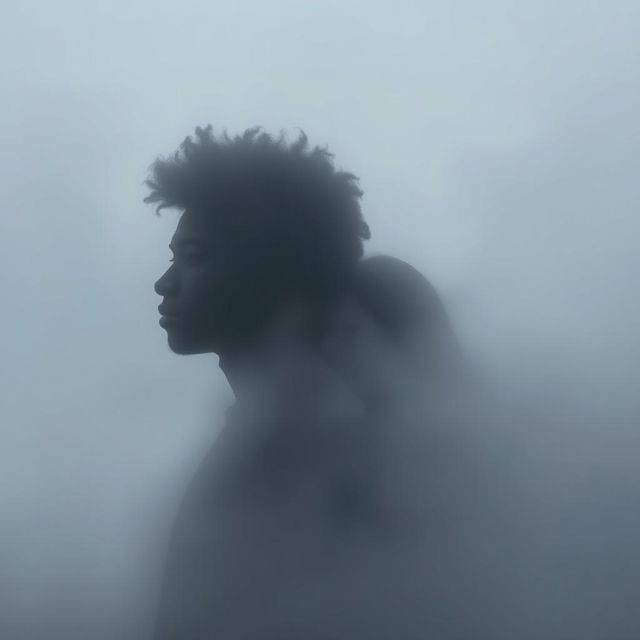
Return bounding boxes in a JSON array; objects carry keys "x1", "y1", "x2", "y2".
[
  {"x1": 185, "y1": 273, "x2": 241, "y2": 335},
  {"x1": 182, "y1": 271, "x2": 223, "y2": 310},
  {"x1": 180, "y1": 265, "x2": 274, "y2": 338}
]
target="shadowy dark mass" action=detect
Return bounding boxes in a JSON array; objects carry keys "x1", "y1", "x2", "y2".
[{"x1": 146, "y1": 126, "x2": 521, "y2": 640}]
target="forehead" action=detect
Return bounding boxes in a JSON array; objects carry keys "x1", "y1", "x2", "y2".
[{"x1": 171, "y1": 210, "x2": 221, "y2": 247}]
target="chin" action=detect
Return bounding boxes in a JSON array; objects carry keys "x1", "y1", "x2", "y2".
[{"x1": 166, "y1": 331, "x2": 210, "y2": 355}]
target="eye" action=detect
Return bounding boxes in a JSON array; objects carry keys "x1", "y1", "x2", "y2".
[
  {"x1": 168, "y1": 254, "x2": 202, "y2": 265},
  {"x1": 183, "y1": 253, "x2": 204, "y2": 265}
]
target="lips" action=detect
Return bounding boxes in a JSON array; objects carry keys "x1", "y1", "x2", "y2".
[
  {"x1": 158, "y1": 304, "x2": 180, "y2": 329},
  {"x1": 159, "y1": 315, "x2": 179, "y2": 329},
  {"x1": 158, "y1": 304, "x2": 179, "y2": 318}
]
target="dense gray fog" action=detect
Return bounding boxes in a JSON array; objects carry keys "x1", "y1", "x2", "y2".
[{"x1": 1, "y1": 2, "x2": 639, "y2": 639}]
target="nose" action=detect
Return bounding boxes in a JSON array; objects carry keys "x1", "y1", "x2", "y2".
[{"x1": 154, "y1": 265, "x2": 177, "y2": 297}]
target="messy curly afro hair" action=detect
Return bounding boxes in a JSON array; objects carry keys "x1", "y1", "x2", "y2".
[{"x1": 145, "y1": 126, "x2": 371, "y2": 305}]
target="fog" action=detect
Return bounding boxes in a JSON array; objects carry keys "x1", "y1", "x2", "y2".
[{"x1": 1, "y1": 2, "x2": 638, "y2": 638}]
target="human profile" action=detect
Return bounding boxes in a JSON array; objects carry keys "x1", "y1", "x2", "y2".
[
  {"x1": 145, "y1": 126, "x2": 506, "y2": 640},
  {"x1": 147, "y1": 126, "x2": 373, "y2": 639}
]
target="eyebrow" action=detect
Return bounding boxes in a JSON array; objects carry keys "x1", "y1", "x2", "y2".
[{"x1": 168, "y1": 239, "x2": 207, "y2": 251}]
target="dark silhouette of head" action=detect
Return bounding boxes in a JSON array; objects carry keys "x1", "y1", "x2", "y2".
[
  {"x1": 353, "y1": 255, "x2": 460, "y2": 371},
  {"x1": 322, "y1": 255, "x2": 465, "y2": 409},
  {"x1": 147, "y1": 126, "x2": 370, "y2": 358}
]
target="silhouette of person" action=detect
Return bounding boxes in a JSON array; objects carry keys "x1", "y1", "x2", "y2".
[
  {"x1": 318, "y1": 255, "x2": 531, "y2": 640},
  {"x1": 147, "y1": 126, "x2": 374, "y2": 639},
  {"x1": 147, "y1": 127, "x2": 520, "y2": 639}
]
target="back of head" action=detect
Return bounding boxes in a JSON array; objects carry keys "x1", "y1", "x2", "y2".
[{"x1": 353, "y1": 255, "x2": 463, "y2": 379}]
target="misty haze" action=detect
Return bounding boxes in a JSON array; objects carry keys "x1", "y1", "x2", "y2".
[{"x1": 1, "y1": 2, "x2": 639, "y2": 639}]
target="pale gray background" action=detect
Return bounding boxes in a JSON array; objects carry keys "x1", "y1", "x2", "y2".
[{"x1": 1, "y1": 2, "x2": 638, "y2": 638}]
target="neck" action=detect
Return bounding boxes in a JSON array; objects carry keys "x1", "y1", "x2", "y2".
[
  {"x1": 217, "y1": 298, "x2": 321, "y2": 399},
  {"x1": 217, "y1": 340, "x2": 264, "y2": 399}
]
